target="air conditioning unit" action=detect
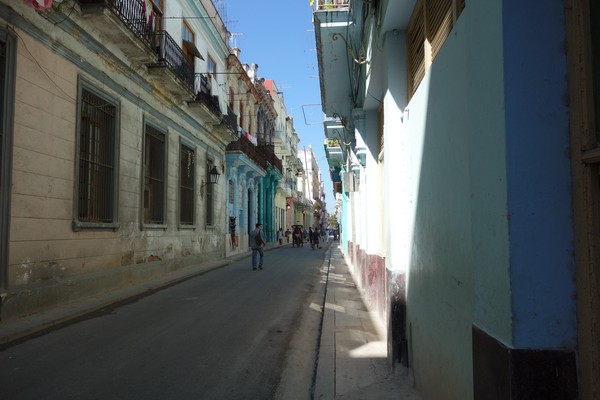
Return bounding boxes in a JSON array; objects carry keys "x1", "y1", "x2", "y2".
[{"x1": 342, "y1": 172, "x2": 357, "y2": 192}]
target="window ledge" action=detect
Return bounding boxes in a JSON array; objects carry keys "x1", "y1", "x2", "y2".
[
  {"x1": 141, "y1": 223, "x2": 168, "y2": 231},
  {"x1": 73, "y1": 221, "x2": 119, "y2": 232},
  {"x1": 178, "y1": 224, "x2": 196, "y2": 230}
]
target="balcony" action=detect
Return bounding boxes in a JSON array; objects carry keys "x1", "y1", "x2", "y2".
[
  {"x1": 313, "y1": 0, "x2": 354, "y2": 120},
  {"x1": 226, "y1": 136, "x2": 268, "y2": 170},
  {"x1": 220, "y1": 107, "x2": 239, "y2": 135},
  {"x1": 225, "y1": 137, "x2": 283, "y2": 174},
  {"x1": 315, "y1": 0, "x2": 350, "y2": 11},
  {"x1": 146, "y1": 31, "x2": 195, "y2": 96},
  {"x1": 211, "y1": 106, "x2": 239, "y2": 141},
  {"x1": 187, "y1": 74, "x2": 222, "y2": 123},
  {"x1": 76, "y1": 0, "x2": 158, "y2": 64},
  {"x1": 324, "y1": 138, "x2": 344, "y2": 168},
  {"x1": 330, "y1": 167, "x2": 342, "y2": 183},
  {"x1": 257, "y1": 144, "x2": 283, "y2": 174}
]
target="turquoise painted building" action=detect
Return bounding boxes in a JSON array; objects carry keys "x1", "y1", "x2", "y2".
[{"x1": 314, "y1": 0, "x2": 596, "y2": 398}]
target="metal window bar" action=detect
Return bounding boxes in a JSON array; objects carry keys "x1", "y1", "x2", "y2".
[
  {"x1": 223, "y1": 106, "x2": 238, "y2": 132},
  {"x1": 206, "y1": 162, "x2": 214, "y2": 225},
  {"x1": 78, "y1": 89, "x2": 116, "y2": 223},
  {"x1": 144, "y1": 126, "x2": 165, "y2": 224},
  {"x1": 180, "y1": 145, "x2": 195, "y2": 225}
]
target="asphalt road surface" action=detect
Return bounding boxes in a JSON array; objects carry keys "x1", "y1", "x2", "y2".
[{"x1": 0, "y1": 243, "x2": 330, "y2": 400}]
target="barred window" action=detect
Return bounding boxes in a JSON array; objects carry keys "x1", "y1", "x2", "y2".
[
  {"x1": 179, "y1": 143, "x2": 195, "y2": 226},
  {"x1": 206, "y1": 159, "x2": 215, "y2": 225},
  {"x1": 77, "y1": 88, "x2": 118, "y2": 226},
  {"x1": 143, "y1": 125, "x2": 166, "y2": 225}
]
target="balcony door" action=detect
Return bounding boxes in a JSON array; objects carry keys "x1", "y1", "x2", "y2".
[{"x1": 182, "y1": 21, "x2": 196, "y2": 74}]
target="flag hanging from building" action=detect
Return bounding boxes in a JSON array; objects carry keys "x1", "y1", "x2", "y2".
[{"x1": 24, "y1": 0, "x2": 53, "y2": 10}]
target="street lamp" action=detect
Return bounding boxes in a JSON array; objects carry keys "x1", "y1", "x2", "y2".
[{"x1": 200, "y1": 165, "x2": 220, "y2": 198}]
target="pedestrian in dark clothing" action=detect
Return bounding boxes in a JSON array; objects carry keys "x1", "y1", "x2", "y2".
[
  {"x1": 250, "y1": 223, "x2": 265, "y2": 270},
  {"x1": 311, "y1": 228, "x2": 320, "y2": 249}
]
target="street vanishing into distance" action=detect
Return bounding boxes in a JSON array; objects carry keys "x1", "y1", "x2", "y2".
[{"x1": 0, "y1": 244, "x2": 331, "y2": 399}]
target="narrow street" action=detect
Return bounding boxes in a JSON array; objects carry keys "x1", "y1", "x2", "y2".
[{"x1": 0, "y1": 244, "x2": 329, "y2": 400}]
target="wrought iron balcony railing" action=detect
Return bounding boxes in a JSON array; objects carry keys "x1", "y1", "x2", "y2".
[
  {"x1": 195, "y1": 73, "x2": 211, "y2": 94},
  {"x1": 77, "y1": 0, "x2": 156, "y2": 50},
  {"x1": 193, "y1": 74, "x2": 221, "y2": 117},
  {"x1": 152, "y1": 31, "x2": 195, "y2": 92},
  {"x1": 222, "y1": 106, "x2": 238, "y2": 134},
  {"x1": 325, "y1": 138, "x2": 341, "y2": 148},
  {"x1": 315, "y1": 0, "x2": 350, "y2": 11},
  {"x1": 257, "y1": 144, "x2": 283, "y2": 174},
  {"x1": 226, "y1": 136, "x2": 268, "y2": 170}
]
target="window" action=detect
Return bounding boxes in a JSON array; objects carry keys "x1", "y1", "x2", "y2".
[
  {"x1": 182, "y1": 21, "x2": 196, "y2": 69},
  {"x1": 143, "y1": 124, "x2": 166, "y2": 225},
  {"x1": 407, "y1": 0, "x2": 465, "y2": 99},
  {"x1": 148, "y1": 0, "x2": 163, "y2": 33},
  {"x1": 206, "y1": 159, "x2": 215, "y2": 225},
  {"x1": 407, "y1": 1, "x2": 426, "y2": 98},
  {"x1": 179, "y1": 143, "x2": 195, "y2": 226},
  {"x1": 76, "y1": 85, "x2": 119, "y2": 228},
  {"x1": 207, "y1": 55, "x2": 216, "y2": 80},
  {"x1": 229, "y1": 180, "x2": 234, "y2": 204}
]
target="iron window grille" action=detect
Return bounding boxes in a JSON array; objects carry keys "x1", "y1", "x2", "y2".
[
  {"x1": 77, "y1": 88, "x2": 117, "y2": 226},
  {"x1": 143, "y1": 124, "x2": 166, "y2": 225},
  {"x1": 179, "y1": 143, "x2": 195, "y2": 226}
]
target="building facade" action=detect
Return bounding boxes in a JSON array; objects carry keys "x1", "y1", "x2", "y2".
[
  {"x1": 314, "y1": 0, "x2": 596, "y2": 398},
  {"x1": 0, "y1": 0, "x2": 300, "y2": 323}
]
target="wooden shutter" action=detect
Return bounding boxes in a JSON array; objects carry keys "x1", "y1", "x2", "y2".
[
  {"x1": 426, "y1": 0, "x2": 454, "y2": 60},
  {"x1": 408, "y1": 0, "x2": 426, "y2": 99}
]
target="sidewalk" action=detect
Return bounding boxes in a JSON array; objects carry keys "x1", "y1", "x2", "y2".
[{"x1": 314, "y1": 244, "x2": 421, "y2": 399}]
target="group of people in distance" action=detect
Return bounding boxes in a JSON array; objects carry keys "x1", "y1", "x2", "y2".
[
  {"x1": 252, "y1": 224, "x2": 334, "y2": 270},
  {"x1": 278, "y1": 226, "x2": 327, "y2": 249}
]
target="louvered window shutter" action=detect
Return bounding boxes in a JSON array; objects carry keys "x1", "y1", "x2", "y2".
[
  {"x1": 426, "y1": 0, "x2": 454, "y2": 60},
  {"x1": 408, "y1": 1, "x2": 426, "y2": 99}
]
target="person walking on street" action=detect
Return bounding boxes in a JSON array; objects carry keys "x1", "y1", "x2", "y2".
[
  {"x1": 250, "y1": 223, "x2": 265, "y2": 270},
  {"x1": 311, "y1": 228, "x2": 320, "y2": 250},
  {"x1": 285, "y1": 228, "x2": 291, "y2": 243},
  {"x1": 277, "y1": 227, "x2": 284, "y2": 245}
]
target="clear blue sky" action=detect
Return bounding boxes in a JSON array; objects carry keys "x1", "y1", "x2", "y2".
[{"x1": 222, "y1": 0, "x2": 334, "y2": 212}]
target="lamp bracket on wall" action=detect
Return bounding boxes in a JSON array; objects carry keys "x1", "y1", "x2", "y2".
[
  {"x1": 332, "y1": 33, "x2": 368, "y2": 65},
  {"x1": 200, "y1": 165, "x2": 221, "y2": 198}
]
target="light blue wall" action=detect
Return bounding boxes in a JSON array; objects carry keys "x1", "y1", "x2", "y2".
[
  {"x1": 401, "y1": 16, "x2": 475, "y2": 398},
  {"x1": 466, "y1": 1, "x2": 513, "y2": 346},
  {"x1": 397, "y1": 1, "x2": 576, "y2": 397}
]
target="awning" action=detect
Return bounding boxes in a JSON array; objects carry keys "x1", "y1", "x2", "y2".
[{"x1": 183, "y1": 40, "x2": 204, "y2": 60}]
